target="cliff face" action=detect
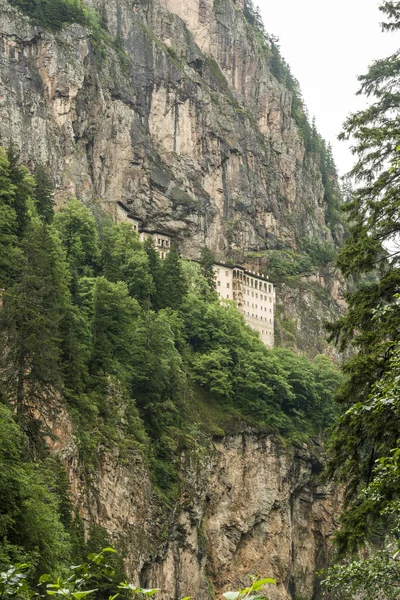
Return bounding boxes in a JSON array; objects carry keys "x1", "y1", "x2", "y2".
[
  {"x1": 0, "y1": 0, "x2": 345, "y2": 354},
  {"x1": 0, "y1": 2, "x2": 344, "y2": 593},
  {"x1": 45, "y1": 401, "x2": 340, "y2": 600}
]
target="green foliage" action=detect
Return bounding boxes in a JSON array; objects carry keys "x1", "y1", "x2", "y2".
[
  {"x1": 8, "y1": 0, "x2": 90, "y2": 33},
  {"x1": 326, "y1": 2, "x2": 400, "y2": 549},
  {"x1": 33, "y1": 166, "x2": 55, "y2": 224},
  {"x1": 157, "y1": 246, "x2": 188, "y2": 311},
  {"x1": 0, "y1": 218, "x2": 71, "y2": 420},
  {"x1": 264, "y1": 249, "x2": 313, "y2": 280},
  {"x1": 0, "y1": 150, "x2": 343, "y2": 570},
  {"x1": 199, "y1": 247, "x2": 217, "y2": 293},
  {"x1": 323, "y1": 6, "x2": 400, "y2": 596},
  {"x1": 322, "y1": 550, "x2": 400, "y2": 600},
  {"x1": 181, "y1": 289, "x2": 342, "y2": 440},
  {"x1": 1, "y1": 549, "x2": 274, "y2": 600},
  {"x1": 0, "y1": 148, "x2": 21, "y2": 287},
  {"x1": 6, "y1": 144, "x2": 33, "y2": 239},
  {"x1": 0, "y1": 404, "x2": 71, "y2": 577},
  {"x1": 300, "y1": 237, "x2": 336, "y2": 267},
  {"x1": 222, "y1": 574, "x2": 276, "y2": 600},
  {"x1": 100, "y1": 224, "x2": 153, "y2": 305}
]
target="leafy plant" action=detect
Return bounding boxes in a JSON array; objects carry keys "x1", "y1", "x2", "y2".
[{"x1": 223, "y1": 575, "x2": 276, "y2": 600}]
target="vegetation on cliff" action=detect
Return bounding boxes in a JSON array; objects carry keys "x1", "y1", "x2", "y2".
[
  {"x1": 0, "y1": 146, "x2": 342, "y2": 577},
  {"x1": 321, "y1": 2, "x2": 400, "y2": 598}
]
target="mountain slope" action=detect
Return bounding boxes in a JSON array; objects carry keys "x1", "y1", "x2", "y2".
[{"x1": 0, "y1": 0, "x2": 345, "y2": 354}]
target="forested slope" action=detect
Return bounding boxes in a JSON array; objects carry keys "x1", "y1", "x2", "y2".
[{"x1": 0, "y1": 147, "x2": 342, "y2": 580}]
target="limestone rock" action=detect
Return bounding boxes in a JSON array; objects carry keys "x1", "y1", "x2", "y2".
[{"x1": 0, "y1": 0, "x2": 345, "y2": 353}]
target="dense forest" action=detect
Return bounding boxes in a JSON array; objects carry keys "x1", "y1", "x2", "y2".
[
  {"x1": 0, "y1": 145, "x2": 342, "y2": 581},
  {"x1": 2, "y1": 0, "x2": 400, "y2": 599}
]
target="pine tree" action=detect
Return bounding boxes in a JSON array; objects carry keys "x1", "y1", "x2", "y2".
[
  {"x1": 100, "y1": 223, "x2": 154, "y2": 305},
  {"x1": 34, "y1": 164, "x2": 55, "y2": 223},
  {"x1": 7, "y1": 144, "x2": 33, "y2": 238},
  {"x1": 54, "y1": 198, "x2": 99, "y2": 292},
  {"x1": 158, "y1": 246, "x2": 188, "y2": 310},
  {"x1": 0, "y1": 219, "x2": 71, "y2": 422},
  {"x1": 0, "y1": 148, "x2": 20, "y2": 287},
  {"x1": 143, "y1": 237, "x2": 163, "y2": 310},
  {"x1": 89, "y1": 277, "x2": 139, "y2": 380},
  {"x1": 199, "y1": 246, "x2": 216, "y2": 292},
  {"x1": 327, "y1": 0, "x2": 400, "y2": 553}
]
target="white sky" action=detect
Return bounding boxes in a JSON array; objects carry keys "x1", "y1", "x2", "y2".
[{"x1": 257, "y1": 0, "x2": 399, "y2": 176}]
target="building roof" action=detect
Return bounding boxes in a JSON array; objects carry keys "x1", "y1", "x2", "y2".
[
  {"x1": 214, "y1": 261, "x2": 271, "y2": 282},
  {"x1": 116, "y1": 201, "x2": 143, "y2": 221},
  {"x1": 140, "y1": 228, "x2": 173, "y2": 237}
]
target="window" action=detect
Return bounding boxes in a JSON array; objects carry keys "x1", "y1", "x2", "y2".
[
  {"x1": 255, "y1": 281, "x2": 258, "y2": 289},
  {"x1": 268, "y1": 285, "x2": 272, "y2": 293},
  {"x1": 256, "y1": 293, "x2": 258, "y2": 299},
  {"x1": 226, "y1": 282, "x2": 230, "y2": 289},
  {"x1": 247, "y1": 290, "x2": 249, "y2": 295},
  {"x1": 251, "y1": 279, "x2": 254, "y2": 287},
  {"x1": 225, "y1": 271, "x2": 229, "y2": 277},
  {"x1": 269, "y1": 309, "x2": 272, "y2": 313},
  {"x1": 252, "y1": 291, "x2": 254, "y2": 297},
  {"x1": 226, "y1": 294, "x2": 229, "y2": 298},
  {"x1": 217, "y1": 280, "x2": 221, "y2": 286}
]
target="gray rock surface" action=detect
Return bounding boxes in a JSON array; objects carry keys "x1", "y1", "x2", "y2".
[{"x1": 0, "y1": 0, "x2": 346, "y2": 353}]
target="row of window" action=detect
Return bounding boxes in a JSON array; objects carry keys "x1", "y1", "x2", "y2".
[
  {"x1": 245, "y1": 289, "x2": 273, "y2": 301},
  {"x1": 217, "y1": 281, "x2": 273, "y2": 304},
  {"x1": 243, "y1": 309, "x2": 273, "y2": 322},
  {"x1": 231, "y1": 269, "x2": 273, "y2": 292},
  {"x1": 245, "y1": 302, "x2": 272, "y2": 312}
]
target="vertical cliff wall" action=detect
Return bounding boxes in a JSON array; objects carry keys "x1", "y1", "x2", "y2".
[
  {"x1": 0, "y1": 3, "x2": 344, "y2": 594},
  {"x1": 46, "y1": 401, "x2": 340, "y2": 600},
  {"x1": 0, "y1": 0, "x2": 345, "y2": 354}
]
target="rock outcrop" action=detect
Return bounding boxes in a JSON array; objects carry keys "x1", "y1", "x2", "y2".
[
  {"x1": 0, "y1": 0, "x2": 345, "y2": 354},
  {"x1": 47, "y1": 400, "x2": 340, "y2": 600}
]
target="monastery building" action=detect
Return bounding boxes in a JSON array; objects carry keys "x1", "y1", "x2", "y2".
[{"x1": 214, "y1": 263, "x2": 275, "y2": 347}]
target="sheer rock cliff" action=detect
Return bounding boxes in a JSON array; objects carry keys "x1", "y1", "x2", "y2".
[
  {"x1": 45, "y1": 402, "x2": 341, "y2": 600},
  {"x1": 0, "y1": 0, "x2": 345, "y2": 354},
  {"x1": 1, "y1": 1, "x2": 344, "y2": 591}
]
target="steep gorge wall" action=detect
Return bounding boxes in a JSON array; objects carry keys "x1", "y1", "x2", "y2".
[
  {"x1": 0, "y1": 0, "x2": 345, "y2": 354},
  {"x1": 45, "y1": 402, "x2": 340, "y2": 600},
  {"x1": 1, "y1": 3, "x2": 344, "y2": 594}
]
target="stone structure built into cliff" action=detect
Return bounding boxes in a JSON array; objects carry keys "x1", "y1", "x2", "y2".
[
  {"x1": 104, "y1": 200, "x2": 172, "y2": 259},
  {"x1": 215, "y1": 263, "x2": 275, "y2": 347}
]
